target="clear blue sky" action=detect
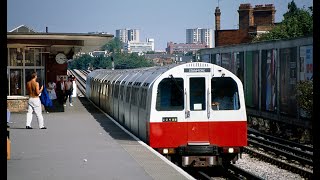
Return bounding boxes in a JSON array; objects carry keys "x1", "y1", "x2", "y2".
[{"x1": 7, "y1": 0, "x2": 312, "y2": 51}]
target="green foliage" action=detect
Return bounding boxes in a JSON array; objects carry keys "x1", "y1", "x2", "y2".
[
  {"x1": 296, "y1": 80, "x2": 313, "y2": 117},
  {"x1": 68, "y1": 54, "x2": 93, "y2": 70},
  {"x1": 68, "y1": 38, "x2": 154, "y2": 70},
  {"x1": 101, "y1": 37, "x2": 122, "y2": 53},
  {"x1": 253, "y1": 1, "x2": 313, "y2": 42}
]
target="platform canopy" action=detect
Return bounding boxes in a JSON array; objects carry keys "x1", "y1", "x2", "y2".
[{"x1": 7, "y1": 25, "x2": 114, "y2": 57}]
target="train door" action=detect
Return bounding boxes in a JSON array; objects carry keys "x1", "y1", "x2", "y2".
[{"x1": 185, "y1": 76, "x2": 210, "y2": 143}]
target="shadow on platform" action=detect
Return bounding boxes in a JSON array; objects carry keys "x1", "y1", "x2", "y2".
[
  {"x1": 78, "y1": 97, "x2": 135, "y2": 142},
  {"x1": 46, "y1": 99, "x2": 64, "y2": 112}
]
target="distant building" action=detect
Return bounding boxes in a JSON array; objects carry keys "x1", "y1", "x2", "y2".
[
  {"x1": 186, "y1": 28, "x2": 213, "y2": 48},
  {"x1": 214, "y1": 3, "x2": 276, "y2": 47},
  {"x1": 144, "y1": 54, "x2": 193, "y2": 66},
  {"x1": 116, "y1": 29, "x2": 140, "y2": 43},
  {"x1": 123, "y1": 38, "x2": 154, "y2": 54},
  {"x1": 166, "y1": 42, "x2": 207, "y2": 55},
  {"x1": 88, "y1": 50, "x2": 108, "y2": 57},
  {"x1": 9, "y1": 24, "x2": 36, "y2": 33}
]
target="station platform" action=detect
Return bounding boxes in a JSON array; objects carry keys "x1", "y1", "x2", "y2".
[{"x1": 7, "y1": 97, "x2": 194, "y2": 180}]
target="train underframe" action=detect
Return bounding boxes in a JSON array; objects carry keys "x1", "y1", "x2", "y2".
[{"x1": 157, "y1": 145, "x2": 242, "y2": 167}]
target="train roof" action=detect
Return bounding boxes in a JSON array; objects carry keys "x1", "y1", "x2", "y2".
[{"x1": 87, "y1": 62, "x2": 242, "y2": 88}]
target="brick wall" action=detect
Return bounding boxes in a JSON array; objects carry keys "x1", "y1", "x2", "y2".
[
  {"x1": 215, "y1": 29, "x2": 253, "y2": 47},
  {"x1": 7, "y1": 98, "x2": 29, "y2": 112},
  {"x1": 253, "y1": 11, "x2": 274, "y2": 26}
]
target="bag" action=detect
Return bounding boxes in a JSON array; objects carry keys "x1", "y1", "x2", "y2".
[{"x1": 40, "y1": 86, "x2": 53, "y2": 107}]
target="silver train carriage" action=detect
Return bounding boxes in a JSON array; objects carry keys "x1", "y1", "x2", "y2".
[{"x1": 86, "y1": 62, "x2": 247, "y2": 167}]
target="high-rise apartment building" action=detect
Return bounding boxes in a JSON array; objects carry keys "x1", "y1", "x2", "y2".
[
  {"x1": 124, "y1": 38, "x2": 154, "y2": 53},
  {"x1": 116, "y1": 29, "x2": 140, "y2": 43},
  {"x1": 186, "y1": 28, "x2": 213, "y2": 48}
]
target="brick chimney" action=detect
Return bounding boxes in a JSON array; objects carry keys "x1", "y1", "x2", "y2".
[
  {"x1": 253, "y1": 4, "x2": 276, "y2": 26},
  {"x1": 238, "y1": 3, "x2": 253, "y2": 30},
  {"x1": 214, "y1": 7, "x2": 221, "y2": 30}
]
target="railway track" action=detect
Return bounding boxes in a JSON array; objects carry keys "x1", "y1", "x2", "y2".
[
  {"x1": 247, "y1": 128, "x2": 313, "y2": 179},
  {"x1": 248, "y1": 128, "x2": 313, "y2": 165},
  {"x1": 185, "y1": 165, "x2": 264, "y2": 180},
  {"x1": 68, "y1": 69, "x2": 87, "y2": 96}
]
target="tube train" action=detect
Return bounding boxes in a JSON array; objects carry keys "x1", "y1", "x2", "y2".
[{"x1": 86, "y1": 62, "x2": 247, "y2": 167}]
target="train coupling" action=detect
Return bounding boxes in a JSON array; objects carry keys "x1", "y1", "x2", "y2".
[{"x1": 182, "y1": 156, "x2": 222, "y2": 167}]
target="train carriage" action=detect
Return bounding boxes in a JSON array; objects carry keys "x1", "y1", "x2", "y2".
[{"x1": 87, "y1": 62, "x2": 247, "y2": 167}]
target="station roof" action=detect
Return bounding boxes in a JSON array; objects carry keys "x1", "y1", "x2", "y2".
[{"x1": 7, "y1": 25, "x2": 114, "y2": 53}]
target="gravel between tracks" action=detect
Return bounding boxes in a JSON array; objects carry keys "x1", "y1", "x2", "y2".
[{"x1": 234, "y1": 153, "x2": 304, "y2": 180}]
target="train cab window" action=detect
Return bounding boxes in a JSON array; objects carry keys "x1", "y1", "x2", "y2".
[
  {"x1": 211, "y1": 77, "x2": 240, "y2": 110},
  {"x1": 190, "y1": 77, "x2": 206, "y2": 111},
  {"x1": 156, "y1": 78, "x2": 184, "y2": 111}
]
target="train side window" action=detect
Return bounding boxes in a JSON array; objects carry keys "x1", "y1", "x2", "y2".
[
  {"x1": 106, "y1": 84, "x2": 109, "y2": 98},
  {"x1": 119, "y1": 85, "x2": 124, "y2": 100},
  {"x1": 108, "y1": 83, "x2": 112, "y2": 98},
  {"x1": 140, "y1": 89, "x2": 147, "y2": 109},
  {"x1": 102, "y1": 84, "x2": 105, "y2": 95},
  {"x1": 114, "y1": 84, "x2": 119, "y2": 99},
  {"x1": 156, "y1": 78, "x2": 184, "y2": 111},
  {"x1": 131, "y1": 87, "x2": 137, "y2": 105},
  {"x1": 126, "y1": 86, "x2": 131, "y2": 103},
  {"x1": 211, "y1": 77, "x2": 240, "y2": 110}
]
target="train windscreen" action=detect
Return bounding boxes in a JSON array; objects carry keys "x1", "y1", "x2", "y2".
[
  {"x1": 156, "y1": 78, "x2": 184, "y2": 111},
  {"x1": 211, "y1": 77, "x2": 240, "y2": 110}
]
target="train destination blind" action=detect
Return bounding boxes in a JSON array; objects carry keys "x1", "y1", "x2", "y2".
[{"x1": 184, "y1": 68, "x2": 210, "y2": 73}]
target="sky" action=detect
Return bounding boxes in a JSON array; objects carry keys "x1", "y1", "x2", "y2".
[{"x1": 7, "y1": 0, "x2": 312, "y2": 51}]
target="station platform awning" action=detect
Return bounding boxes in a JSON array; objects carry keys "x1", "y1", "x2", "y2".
[{"x1": 7, "y1": 32, "x2": 114, "y2": 55}]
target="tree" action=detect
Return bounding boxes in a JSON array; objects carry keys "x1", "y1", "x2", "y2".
[
  {"x1": 69, "y1": 37, "x2": 154, "y2": 70},
  {"x1": 101, "y1": 37, "x2": 122, "y2": 53},
  {"x1": 253, "y1": 1, "x2": 312, "y2": 42},
  {"x1": 296, "y1": 80, "x2": 313, "y2": 118},
  {"x1": 68, "y1": 54, "x2": 94, "y2": 70}
]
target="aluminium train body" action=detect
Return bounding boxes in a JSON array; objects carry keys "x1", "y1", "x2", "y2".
[{"x1": 86, "y1": 62, "x2": 247, "y2": 167}]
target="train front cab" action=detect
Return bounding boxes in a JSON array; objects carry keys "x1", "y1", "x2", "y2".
[{"x1": 150, "y1": 63, "x2": 247, "y2": 167}]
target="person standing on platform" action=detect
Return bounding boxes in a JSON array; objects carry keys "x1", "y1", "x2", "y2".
[
  {"x1": 47, "y1": 81, "x2": 57, "y2": 100},
  {"x1": 56, "y1": 77, "x2": 66, "y2": 105},
  {"x1": 26, "y1": 72, "x2": 47, "y2": 129},
  {"x1": 64, "y1": 76, "x2": 74, "y2": 106}
]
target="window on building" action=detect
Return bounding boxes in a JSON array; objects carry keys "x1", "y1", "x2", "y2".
[
  {"x1": 7, "y1": 48, "x2": 45, "y2": 96},
  {"x1": 9, "y1": 48, "x2": 23, "y2": 66},
  {"x1": 9, "y1": 69, "x2": 22, "y2": 95}
]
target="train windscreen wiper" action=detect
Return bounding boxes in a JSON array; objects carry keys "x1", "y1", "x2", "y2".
[{"x1": 169, "y1": 75, "x2": 183, "y2": 93}]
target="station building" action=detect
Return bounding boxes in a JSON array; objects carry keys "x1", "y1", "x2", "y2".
[{"x1": 7, "y1": 25, "x2": 113, "y2": 112}]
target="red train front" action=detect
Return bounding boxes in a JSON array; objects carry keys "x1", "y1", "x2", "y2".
[{"x1": 148, "y1": 63, "x2": 247, "y2": 167}]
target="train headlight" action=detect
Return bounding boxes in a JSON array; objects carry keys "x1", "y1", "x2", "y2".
[
  {"x1": 158, "y1": 148, "x2": 175, "y2": 154},
  {"x1": 163, "y1": 149, "x2": 169, "y2": 154},
  {"x1": 228, "y1": 148, "x2": 234, "y2": 153}
]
